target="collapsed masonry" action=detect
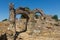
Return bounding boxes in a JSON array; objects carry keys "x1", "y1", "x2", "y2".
[{"x1": 0, "y1": 3, "x2": 60, "y2": 40}]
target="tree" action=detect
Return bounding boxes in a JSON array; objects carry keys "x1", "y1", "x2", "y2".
[
  {"x1": 52, "y1": 15, "x2": 58, "y2": 21},
  {"x1": 21, "y1": 15, "x2": 26, "y2": 19},
  {"x1": 25, "y1": 7, "x2": 30, "y2": 11},
  {"x1": 2, "y1": 19, "x2": 8, "y2": 21},
  {"x1": 35, "y1": 15, "x2": 39, "y2": 19}
]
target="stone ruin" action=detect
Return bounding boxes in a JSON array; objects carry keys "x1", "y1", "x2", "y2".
[{"x1": 0, "y1": 3, "x2": 60, "y2": 40}]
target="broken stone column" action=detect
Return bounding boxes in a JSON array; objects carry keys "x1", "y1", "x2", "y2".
[
  {"x1": 7, "y1": 3, "x2": 16, "y2": 40},
  {"x1": 9, "y1": 3, "x2": 15, "y2": 23}
]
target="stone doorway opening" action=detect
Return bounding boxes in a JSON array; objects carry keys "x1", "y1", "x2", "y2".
[{"x1": 16, "y1": 14, "x2": 22, "y2": 20}]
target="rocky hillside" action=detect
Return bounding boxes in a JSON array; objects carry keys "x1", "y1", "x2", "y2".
[
  {"x1": 0, "y1": 15, "x2": 60, "y2": 40},
  {"x1": 16, "y1": 15, "x2": 60, "y2": 40}
]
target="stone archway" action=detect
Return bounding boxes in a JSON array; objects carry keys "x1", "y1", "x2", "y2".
[
  {"x1": 33, "y1": 9, "x2": 45, "y2": 20},
  {"x1": 33, "y1": 9, "x2": 44, "y2": 16},
  {"x1": 9, "y1": 3, "x2": 29, "y2": 23},
  {"x1": 15, "y1": 7, "x2": 29, "y2": 32}
]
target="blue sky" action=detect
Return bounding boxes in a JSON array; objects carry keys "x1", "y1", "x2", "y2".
[{"x1": 0, "y1": 0, "x2": 60, "y2": 21}]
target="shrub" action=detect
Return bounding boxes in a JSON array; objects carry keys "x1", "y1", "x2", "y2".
[
  {"x1": 35, "y1": 15, "x2": 39, "y2": 19},
  {"x1": 2, "y1": 19, "x2": 8, "y2": 21},
  {"x1": 25, "y1": 7, "x2": 30, "y2": 11},
  {"x1": 52, "y1": 15, "x2": 58, "y2": 21}
]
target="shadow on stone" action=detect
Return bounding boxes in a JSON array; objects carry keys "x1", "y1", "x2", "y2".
[{"x1": 0, "y1": 34, "x2": 7, "y2": 40}]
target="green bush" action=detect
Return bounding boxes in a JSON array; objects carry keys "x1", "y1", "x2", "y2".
[
  {"x1": 2, "y1": 19, "x2": 8, "y2": 21},
  {"x1": 21, "y1": 15, "x2": 26, "y2": 19},
  {"x1": 25, "y1": 7, "x2": 30, "y2": 11},
  {"x1": 35, "y1": 15, "x2": 39, "y2": 19},
  {"x1": 52, "y1": 15, "x2": 58, "y2": 21}
]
